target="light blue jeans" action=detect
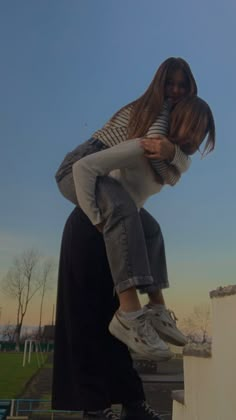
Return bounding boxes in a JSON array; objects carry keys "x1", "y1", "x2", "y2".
[{"x1": 56, "y1": 138, "x2": 169, "y2": 293}]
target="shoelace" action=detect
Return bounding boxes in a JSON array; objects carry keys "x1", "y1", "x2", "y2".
[
  {"x1": 141, "y1": 401, "x2": 161, "y2": 418},
  {"x1": 166, "y1": 308, "x2": 178, "y2": 323},
  {"x1": 151, "y1": 305, "x2": 178, "y2": 325},
  {"x1": 103, "y1": 408, "x2": 120, "y2": 420},
  {"x1": 136, "y1": 311, "x2": 159, "y2": 344}
]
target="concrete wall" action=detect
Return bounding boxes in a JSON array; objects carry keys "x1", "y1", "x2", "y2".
[{"x1": 172, "y1": 285, "x2": 236, "y2": 420}]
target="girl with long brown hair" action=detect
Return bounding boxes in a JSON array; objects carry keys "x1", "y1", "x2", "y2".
[{"x1": 55, "y1": 57, "x2": 215, "y2": 362}]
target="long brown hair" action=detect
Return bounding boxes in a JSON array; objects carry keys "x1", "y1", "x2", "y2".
[
  {"x1": 110, "y1": 57, "x2": 197, "y2": 138},
  {"x1": 169, "y1": 96, "x2": 216, "y2": 156}
]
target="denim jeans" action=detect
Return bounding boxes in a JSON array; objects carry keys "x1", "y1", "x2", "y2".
[{"x1": 56, "y1": 138, "x2": 169, "y2": 293}]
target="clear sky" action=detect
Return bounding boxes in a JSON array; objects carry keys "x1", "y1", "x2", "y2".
[{"x1": 0, "y1": 0, "x2": 235, "y2": 326}]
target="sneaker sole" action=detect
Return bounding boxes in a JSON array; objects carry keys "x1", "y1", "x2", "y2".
[
  {"x1": 153, "y1": 326, "x2": 187, "y2": 346},
  {"x1": 109, "y1": 315, "x2": 174, "y2": 362}
]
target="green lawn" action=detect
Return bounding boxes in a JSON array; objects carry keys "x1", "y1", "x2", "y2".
[{"x1": 0, "y1": 353, "x2": 47, "y2": 399}]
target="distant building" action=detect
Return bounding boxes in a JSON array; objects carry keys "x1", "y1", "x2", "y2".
[{"x1": 41, "y1": 325, "x2": 55, "y2": 343}]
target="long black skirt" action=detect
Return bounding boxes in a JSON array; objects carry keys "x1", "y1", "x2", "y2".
[{"x1": 52, "y1": 207, "x2": 144, "y2": 411}]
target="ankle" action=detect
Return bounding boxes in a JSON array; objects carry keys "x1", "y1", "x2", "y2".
[
  {"x1": 118, "y1": 287, "x2": 141, "y2": 312},
  {"x1": 119, "y1": 308, "x2": 144, "y2": 320},
  {"x1": 148, "y1": 290, "x2": 165, "y2": 306},
  {"x1": 123, "y1": 399, "x2": 145, "y2": 409},
  {"x1": 119, "y1": 303, "x2": 142, "y2": 312},
  {"x1": 147, "y1": 302, "x2": 165, "y2": 309}
]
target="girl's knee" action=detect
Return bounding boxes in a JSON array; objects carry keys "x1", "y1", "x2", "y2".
[{"x1": 72, "y1": 158, "x2": 86, "y2": 180}]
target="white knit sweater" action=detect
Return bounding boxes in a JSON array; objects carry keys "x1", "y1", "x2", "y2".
[{"x1": 72, "y1": 104, "x2": 191, "y2": 225}]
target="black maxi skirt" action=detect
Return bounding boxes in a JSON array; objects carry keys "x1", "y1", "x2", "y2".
[{"x1": 52, "y1": 207, "x2": 145, "y2": 411}]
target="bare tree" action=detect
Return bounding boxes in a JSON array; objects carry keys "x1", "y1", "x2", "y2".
[
  {"x1": 20, "y1": 326, "x2": 38, "y2": 343},
  {"x1": 1, "y1": 249, "x2": 41, "y2": 350},
  {"x1": 181, "y1": 303, "x2": 211, "y2": 343},
  {"x1": 37, "y1": 257, "x2": 55, "y2": 338},
  {"x1": 1, "y1": 323, "x2": 16, "y2": 343}
]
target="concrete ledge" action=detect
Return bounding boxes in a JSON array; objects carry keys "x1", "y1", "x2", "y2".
[
  {"x1": 141, "y1": 373, "x2": 184, "y2": 382},
  {"x1": 172, "y1": 389, "x2": 184, "y2": 405},
  {"x1": 183, "y1": 343, "x2": 212, "y2": 358},
  {"x1": 6, "y1": 417, "x2": 29, "y2": 420},
  {"x1": 210, "y1": 284, "x2": 236, "y2": 298}
]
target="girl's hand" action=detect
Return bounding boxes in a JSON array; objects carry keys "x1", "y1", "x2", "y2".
[{"x1": 140, "y1": 135, "x2": 175, "y2": 161}]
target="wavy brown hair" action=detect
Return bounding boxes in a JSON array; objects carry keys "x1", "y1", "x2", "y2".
[
  {"x1": 169, "y1": 96, "x2": 216, "y2": 156},
  {"x1": 110, "y1": 57, "x2": 197, "y2": 138}
]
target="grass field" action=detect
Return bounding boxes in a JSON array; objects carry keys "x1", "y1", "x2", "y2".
[{"x1": 0, "y1": 352, "x2": 47, "y2": 399}]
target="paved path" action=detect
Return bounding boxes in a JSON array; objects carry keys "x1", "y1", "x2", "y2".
[{"x1": 21, "y1": 354, "x2": 53, "y2": 399}]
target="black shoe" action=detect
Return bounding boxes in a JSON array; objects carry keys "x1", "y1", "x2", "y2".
[
  {"x1": 122, "y1": 400, "x2": 162, "y2": 419},
  {"x1": 84, "y1": 408, "x2": 120, "y2": 419}
]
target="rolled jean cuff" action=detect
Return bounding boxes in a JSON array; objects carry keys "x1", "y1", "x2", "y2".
[
  {"x1": 139, "y1": 281, "x2": 170, "y2": 294},
  {"x1": 116, "y1": 275, "x2": 153, "y2": 294}
]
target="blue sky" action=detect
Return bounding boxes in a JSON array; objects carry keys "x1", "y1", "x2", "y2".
[{"x1": 0, "y1": 0, "x2": 235, "y2": 325}]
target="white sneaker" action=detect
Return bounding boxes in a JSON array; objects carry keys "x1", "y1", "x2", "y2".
[
  {"x1": 109, "y1": 308, "x2": 174, "y2": 361},
  {"x1": 147, "y1": 304, "x2": 187, "y2": 346},
  {"x1": 84, "y1": 408, "x2": 120, "y2": 419}
]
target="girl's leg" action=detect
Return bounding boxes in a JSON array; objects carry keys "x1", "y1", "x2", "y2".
[
  {"x1": 96, "y1": 176, "x2": 173, "y2": 361},
  {"x1": 139, "y1": 208, "x2": 169, "y2": 294},
  {"x1": 96, "y1": 176, "x2": 154, "y2": 296},
  {"x1": 139, "y1": 208, "x2": 187, "y2": 346},
  {"x1": 56, "y1": 138, "x2": 108, "y2": 205}
]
